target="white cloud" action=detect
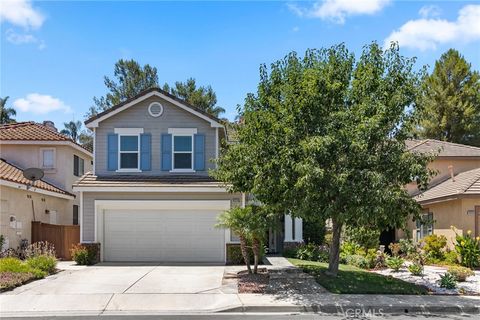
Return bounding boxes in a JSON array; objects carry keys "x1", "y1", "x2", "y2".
[
  {"x1": 5, "y1": 29, "x2": 45, "y2": 49},
  {"x1": 14, "y1": 94, "x2": 72, "y2": 115},
  {"x1": 0, "y1": 0, "x2": 45, "y2": 29},
  {"x1": 288, "y1": 0, "x2": 391, "y2": 24},
  {"x1": 292, "y1": 26, "x2": 300, "y2": 32},
  {"x1": 419, "y1": 5, "x2": 441, "y2": 19},
  {"x1": 384, "y1": 5, "x2": 480, "y2": 51}
]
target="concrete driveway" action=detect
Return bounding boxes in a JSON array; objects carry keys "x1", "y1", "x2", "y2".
[{"x1": 1, "y1": 262, "x2": 244, "y2": 316}]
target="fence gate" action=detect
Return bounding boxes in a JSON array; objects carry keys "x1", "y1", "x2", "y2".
[{"x1": 31, "y1": 221, "x2": 80, "y2": 260}]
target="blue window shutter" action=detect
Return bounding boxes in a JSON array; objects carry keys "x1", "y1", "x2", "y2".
[
  {"x1": 107, "y1": 133, "x2": 118, "y2": 171},
  {"x1": 194, "y1": 134, "x2": 205, "y2": 171},
  {"x1": 140, "y1": 133, "x2": 151, "y2": 171},
  {"x1": 161, "y1": 134, "x2": 172, "y2": 171}
]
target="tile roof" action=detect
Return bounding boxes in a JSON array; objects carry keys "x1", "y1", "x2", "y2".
[
  {"x1": 0, "y1": 122, "x2": 91, "y2": 153},
  {"x1": 73, "y1": 172, "x2": 224, "y2": 188},
  {"x1": 414, "y1": 167, "x2": 480, "y2": 204},
  {"x1": 0, "y1": 158, "x2": 74, "y2": 197},
  {"x1": 84, "y1": 87, "x2": 223, "y2": 126},
  {"x1": 406, "y1": 139, "x2": 480, "y2": 157}
]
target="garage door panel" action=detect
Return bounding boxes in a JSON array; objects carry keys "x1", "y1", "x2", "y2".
[{"x1": 103, "y1": 209, "x2": 225, "y2": 262}]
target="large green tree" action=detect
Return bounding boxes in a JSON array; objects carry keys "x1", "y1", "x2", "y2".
[
  {"x1": 214, "y1": 43, "x2": 434, "y2": 276},
  {"x1": 416, "y1": 49, "x2": 480, "y2": 146},
  {"x1": 163, "y1": 78, "x2": 225, "y2": 118},
  {"x1": 0, "y1": 96, "x2": 16, "y2": 124},
  {"x1": 87, "y1": 59, "x2": 159, "y2": 118}
]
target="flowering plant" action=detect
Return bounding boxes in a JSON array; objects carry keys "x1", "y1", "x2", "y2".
[{"x1": 452, "y1": 226, "x2": 480, "y2": 269}]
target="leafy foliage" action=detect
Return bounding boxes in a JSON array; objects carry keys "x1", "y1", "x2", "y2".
[
  {"x1": 386, "y1": 256, "x2": 404, "y2": 271},
  {"x1": 416, "y1": 49, "x2": 480, "y2": 146},
  {"x1": 213, "y1": 43, "x2": 433, "y2": 276},
  {"x1": 454, "y1": 230, "x2": 480, "y2": 269},
  {"x1": 344, "y1": 226, "x2": 380, "y2": 253},
  {"x1": 303, "y1": 218, "x2": 326, "y2": 245},
  {"x1": 447, "y1": 266, "x2": 474, "y2": 282},
  {"x1": 407, "y1": 263, "x2": 424, "y2": 276},
  {"x1": 422, "y1": 234, "x2": 447, "y2": 260},
  {"x1": 25, "y1": 256, "x2": 57, "y2": 274},
  {"x1": 439, "y1": 273, "x2": 457, "y2": 289},
  {"x1": 0, "y1": 96, "x2": 16, "y2": 124},
  {"x1": 70, "y1": 244, "x2": 97, "y2": 265}
]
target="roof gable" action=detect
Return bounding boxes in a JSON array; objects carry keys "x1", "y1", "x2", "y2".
[
  {"x1": 406, "y1": 139, "x2": 480, "y2": 157},
  {"x1": 85, "y1": 88, "x2": 224, "y2": 129}
]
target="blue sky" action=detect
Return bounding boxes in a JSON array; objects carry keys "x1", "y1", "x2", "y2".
[{"x1": 1, "y1": 1, "x2": 479, "y2": 128}]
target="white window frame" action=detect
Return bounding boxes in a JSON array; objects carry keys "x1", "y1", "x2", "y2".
[
  {"x1": 416, "y1": 212, "x2": 433, "y2": 240},
  {"x1": 168, "y1": 128, "x2": 197, "y2": 173},
  {"x1": 114, "y1": 128, "x2": 143, "y2": 172},
  {"x1": 40, "y1": 148, "x2": 56, "y2": 170}
]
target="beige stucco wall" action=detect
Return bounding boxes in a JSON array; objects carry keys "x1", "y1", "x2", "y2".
[
  {"x1": 401, "y1": 198, "x2": 479, "y2": 249},
  {"x1": 0, "y1": 185, "x2": 70, "y2": 249},
  {"x1": 406, "y1": 158, "x2": 480, "y2": 195},
  {"x1": 0, "y1": 144, "x2": 92, "y2": 224}
]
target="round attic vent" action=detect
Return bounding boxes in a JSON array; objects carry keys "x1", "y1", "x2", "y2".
[{"x1": 148, "y1": 102, "x2": 164, "y2": 117}]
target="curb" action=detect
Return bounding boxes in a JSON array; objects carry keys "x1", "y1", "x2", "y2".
[{"x1": 220, "y1": 304, "x2": 480, "y2": 315}]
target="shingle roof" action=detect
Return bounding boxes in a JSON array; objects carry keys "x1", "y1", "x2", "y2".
[
  {"x1": 0, "y1": 122, "x2": 91, "y2": 154},
  {"x1": 73, "y1": 172, "x2": 223, "y2": 188},
  {"x1": 414, "y1": 167, "x2": 480, "y2": 204},
  {"x1": 84, "y1": 87, "x2": 223, "y2": 126},
  {"x1": 0, "y1": 158, "x2": 74, "y2": 197},
  {"x1": 406, "y1": 139, "x2": 480, "y2": 157}
]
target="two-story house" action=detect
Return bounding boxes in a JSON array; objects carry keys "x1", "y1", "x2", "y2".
[
  {"x1": 73, "y1": 88, "x2": 303, "y2": 263},
  {"x1": 0, "y1": 121, "x2": 93, "y2": 249},
  {"x1": 400, "y1": 139, "x2": 480, "y2": 247}
]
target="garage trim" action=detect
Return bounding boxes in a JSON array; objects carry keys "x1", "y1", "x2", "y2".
[{"x1": 94, "y1": 200, "x2": 231, "y2": 262}]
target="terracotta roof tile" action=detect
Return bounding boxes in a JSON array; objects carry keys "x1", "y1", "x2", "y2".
[{"x1": 0, "y1": 158, "x2": 74, "y2": 197}]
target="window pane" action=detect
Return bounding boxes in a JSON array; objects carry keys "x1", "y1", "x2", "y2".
[
  {"x1": 73, "y1": 155, "x2": 79, "y2": 176},
  {"x1": 73, "y1": 205, "x2": 79, "y2": 225},
  {"x1": 43, "y1": 150, "x2": 54, "y2": 168},
  {"x1": 174, "y1": 136, "x2": 192, "y2": 152},
  {"x1": 120, "y1": 153, "x2": 138, "y2": 169},
  {"x1": 174, "y1": 153, "x2": 192, "y2": 169},
  {"x1": 79, "y1": 158, "x2": 85, "y2": 175},
  {"x1": 120, "y1": 136, "x2": 138, "y2": 151}
]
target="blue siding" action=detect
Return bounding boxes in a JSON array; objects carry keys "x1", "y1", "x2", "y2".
[
  {"x1": 194, "y1": 134, "x2": 205, "y2": 171},
  {"x1": 161, "y1": 134, "x2": 172, "y2": 171},
  {"x1": 140, "y1": 133, "x2": 152, "y2": 171},
  {"x1": 107, "y1": 133, "x2": 118, "y2": 171}
]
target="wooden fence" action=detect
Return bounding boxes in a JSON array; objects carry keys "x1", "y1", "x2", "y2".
[{"x1": 31, "y1": 221, "x2": 80, "y2": 260}]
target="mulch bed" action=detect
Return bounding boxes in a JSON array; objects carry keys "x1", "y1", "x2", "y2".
[{"x1": 237, "y1": 268, "x2": 269, "y2": 293}]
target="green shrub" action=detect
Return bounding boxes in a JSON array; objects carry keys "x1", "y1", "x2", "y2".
[
  {"x1": 296, "y1": 243, "x2": 319, "y2": 261},
  {"x1": 345, "y1": 254, "x2": 370, "y2": 269},
  {"x1": 0, "y1": 257, "x2": 46, "y2": 279},
  {"x1": 407, "y1": 263, "x2": 423, "y2": 276},
  {"x1": 303, "y1": 219, "x2": 326, "y2": 245},
  {"x1": 373, "y1": 251, "x2": 388, "y2": 269},
  {"x1": 344, "y1": 226, "x2": 380, "y2": 253},
  {"x1": 447, "y1": 266, "x2": 474, "y2": 282},
  {"x1": 439, "y1": 273, "x2": 457, "y2": 289},
  {"x1": 444, "y1": 250, "x2": 459, "y2": 265},
  {"x1": 227, "y1": 243, "x2": 264, "y2": 265},
  {"x1": 388, "y1": 242, "x2": 401, "y2": 257},
  {"x1": 386, "y1": 256, "x2": 404, "y2": 271},
  {"x1": 70, "y1": 244, "x2": 97, "y2": 265},
  {"x1": 454, "y1": 230, "x2": 480, "y2": 269},
  {"x1": 282, "y1": 247, "x2": 297, "y2": 259},
  {"x1": 398, "y1": 238, "x2": 417, "y2": 257},
  {"x1": 422, "y1": 234, "x2": 447, "y2": 260},
  {"x1": 26, "y1": 255, "x2": 57, "y2": 274},
  {"x1": 340, "y1": 241, "x2": 362, "y2": 256}
]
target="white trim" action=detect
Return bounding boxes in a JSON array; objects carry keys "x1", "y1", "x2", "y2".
[
  {"x1": 79, "y1": 191, "x2": 83, "y2": 242},
  {"x1": 148, "y1": 102, "x2": 164, "y2": 117},
  {"x1": 92, "y1": 128, "x2": 96, "y2": 175},
  {"x1": 73, "y1": 185, "x2": 228, "y2": 193},
  {"x1": 215, "y1": 127, "x2": 219, "y2": 168},
  {"x1": 171, "y1": 133, "x2": 194, "y2": 171},
  {"x1": 114, "y1": 128, "x2": 144, "y2": 135},
  {"x1": 168, "y1": 128, "x2": 197, "y2": 135},
  {"x1": 284, "y1": 214, "x2": 293, "y2": 242},
  {"x1": 116, "y1": 169, "x2": 142, "y2": 173},
  {"x1": 0, "y1": 140, "x2": 93, "y2": 158},
  {"x1": 294, "y1": 217, "x2": 303, "y2": 242},
  {"x1": 169, "y1": 169, "x2": 195, "y2": 173},
  {"x1": 86, "y1": 91, "x2": 224, "y2": 129},
  {"x1": 0, "y1": 179, "x2": 74, "y2": 200}
]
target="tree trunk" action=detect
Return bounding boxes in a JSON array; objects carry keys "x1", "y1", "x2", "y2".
[
  {"x1": 252, "y1": 237, "x2": 260, "y2": 274},
  {"x1": 326, "y1": 218, "x2": 342, "y2": 277},
  {"x1": 239, "y1": 235, "x2": 252, "y2": 274}
]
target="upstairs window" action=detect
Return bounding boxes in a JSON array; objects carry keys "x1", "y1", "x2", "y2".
[
  {"x1": 41, "y1": 148, "x2": 55, "y2": 169},
  {"x1": 119, "y1": 135, "x2": 139, "y2": 169},
  {"x1": 173, "y1": 135, "x2": 193, "y2": 170},
  {"x1": 73, "y1": 155, "x2": 85, "y2": 177}
]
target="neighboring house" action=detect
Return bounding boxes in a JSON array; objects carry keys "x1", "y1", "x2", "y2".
[
  {"x1": 0, "y1": 122, "x2": 93, "y2": 249},
  {"x1": 399, "y1": 139, "x2": 480, "y2": 247},
  {"x1": 73, "y1": 88, "x2": 303, "y2": 263}
]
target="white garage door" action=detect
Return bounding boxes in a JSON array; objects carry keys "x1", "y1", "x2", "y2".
[{"x1": 103, "y1": 209, "x2": 225, "y2": 262}]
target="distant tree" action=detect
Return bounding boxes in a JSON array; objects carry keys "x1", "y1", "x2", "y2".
[
  {"x1": 214, "y1": 43, "x2": 434, "y2": 276},
  {"x1": 0, "y1": 96, "x2": 16, "y2": 124},
  {"x1": 163, "y1": 78, "x2": 225, "y2": 118},
  {"x1": 87, "y1": 59, "x2": 159, "y2": 118},
  {"x1": 416, "y1": 49, "x2": 480, "y2": 146},
  {"x1": 60, "y1": 120, "x2": 83, "y2": 142}
]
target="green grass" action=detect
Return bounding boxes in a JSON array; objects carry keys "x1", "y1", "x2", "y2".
[{"x1": 289, "y1": 258, "x2": 429, "y2": 295}]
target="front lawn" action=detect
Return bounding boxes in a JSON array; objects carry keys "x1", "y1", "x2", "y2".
[{"x1": 289, "y1": 258, "x2": 429, "y2": 295}]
